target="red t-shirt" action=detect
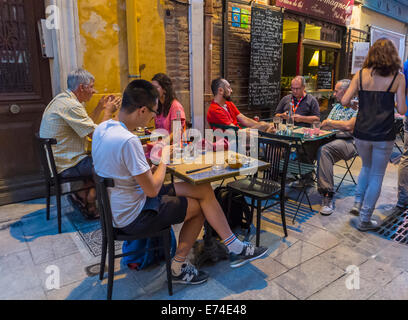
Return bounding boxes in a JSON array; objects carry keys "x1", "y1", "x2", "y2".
[{"x1": 207, "y1": 101, "x2": 241, "y2": 129}]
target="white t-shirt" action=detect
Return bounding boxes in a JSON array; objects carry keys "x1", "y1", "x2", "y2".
[{"x1": 92, "y1": 120, "x2": 150, "y2": 228}]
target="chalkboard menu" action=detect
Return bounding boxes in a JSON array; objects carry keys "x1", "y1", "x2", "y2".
[
  {"x1": 249, "y1": 7, "x2": 283, "y2": 111},
  {"x1": 317, "y1": 64, "x2": 333, "y2": 89}
]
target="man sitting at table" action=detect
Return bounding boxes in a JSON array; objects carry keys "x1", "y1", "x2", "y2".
[
  {"x1": 274, "y1": 76, "x2": 320, "y2": 127},
  {"x1": 207, "y1": 78, "x2": 273, "y2": 131},
  {"x1": 92, "y1": 79, "x2": 268, "y2": 285},
  {"x1": 40, "y1": 68, "x2": 121, "y2": 219},
  {"x1": 316, "y1": 79, "x2": 358, "y2": 216}
]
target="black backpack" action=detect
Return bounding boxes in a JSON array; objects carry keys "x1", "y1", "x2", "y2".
[{"x1": 213, "y1": 186, "x2": 252, "y2": 234}]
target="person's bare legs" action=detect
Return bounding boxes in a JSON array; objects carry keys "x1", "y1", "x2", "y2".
[
  {"x1": 174, "y1": 182, "x2": 233, "y2": 240},
  {"x1": 175, "y1": 197, "x2": 205, "y2": 258}
]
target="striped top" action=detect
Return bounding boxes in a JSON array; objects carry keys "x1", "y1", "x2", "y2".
[{"x1": 39, "y1": 90, "x2": 96, "y2": 173}]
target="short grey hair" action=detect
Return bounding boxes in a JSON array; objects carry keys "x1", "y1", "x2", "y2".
[
  {"x1": 337, "y1": 79, "x2": 351, "y2": 90},
  {"x1": 67, "y1": 69, "x2": 95, "y2": 91},
  {"x1": 292, "y1": 76, "x2": 306, "y2": 87}
]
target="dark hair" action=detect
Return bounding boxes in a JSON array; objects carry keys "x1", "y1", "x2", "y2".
[
  {"x1": 363, "y1": 38, "x2": 402, "y2": 77},
  {"x1": 151, "y1": 73, "x2": 177, "y2": 117},
  {"x1": 121, "y1": 80, "x2": 159, "y2": 114},
  {"x1": 211, "y1": 78, "x2": 225, "y2": 96}
]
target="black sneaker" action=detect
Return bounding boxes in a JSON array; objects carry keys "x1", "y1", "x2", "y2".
[
  {"x1": 230, "y1": 242, "x2": 268, "y2": 268},
  {"x1": 171, "y1": 261, "x2": 209, "y2": 285},
  {"x1": 386, "y1": 206, "x2": 406, "y2": 217}
]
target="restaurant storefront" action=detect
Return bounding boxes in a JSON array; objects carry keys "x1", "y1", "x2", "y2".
[{"x1": 275, "y1": 0, "x2": 354, "y2": 118}]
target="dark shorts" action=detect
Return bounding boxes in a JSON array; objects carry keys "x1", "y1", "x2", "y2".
[
  {"x1": 120, "y1": 184, "x2": 188, "y2": 235},
  {"x1": 60, "y1": 156, "x2": 93, "y2": 179}
]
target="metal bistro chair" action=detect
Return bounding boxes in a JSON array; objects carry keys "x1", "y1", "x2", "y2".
[
  {"x1": 394, "y1": 118, "x2": 405, "y2": 154},
  {"x1": 259, "y1": 130, "x2": 315, "y2": 223},
  {"x1": 93, "y1": 172, "x2": 173, "y2": 300},
  {"x1": 226, "y1": 138, "x2": 291, "y2": 246},
  {"x1": 35, "y1": 134, "x2": 92, "y2": 233},
  {"x1": 334, "y1": 154, "x2": 358, "y2": 192}
]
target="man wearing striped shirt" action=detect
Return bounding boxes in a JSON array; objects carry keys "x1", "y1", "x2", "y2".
[
  {"x1": 39, "y1": 69, "x2": 120, "y2": 219},
  {"x1": 317, "y1": 79, "x2": 358, "y2": 216}
]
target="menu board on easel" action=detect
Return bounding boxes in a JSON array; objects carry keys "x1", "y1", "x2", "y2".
[
  {"x1": 248, "y1": 6, "x2": 283, "y2": 111},
  {"x1": 317, "y1": 64, "x2": 333, "y2": 89}
]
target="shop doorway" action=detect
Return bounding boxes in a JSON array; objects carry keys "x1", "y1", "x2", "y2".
[{"x1": 0, "y1": 0, "x2": 53, "y2": 205}]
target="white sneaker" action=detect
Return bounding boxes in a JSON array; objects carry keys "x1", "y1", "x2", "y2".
[{"x1": 319, "y1": 196, "x2": 334, "y2": 216}]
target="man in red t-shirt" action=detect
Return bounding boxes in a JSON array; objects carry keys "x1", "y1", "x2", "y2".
[{"x1": 207, "y1": 78, "x2": 273, "y2": 131}]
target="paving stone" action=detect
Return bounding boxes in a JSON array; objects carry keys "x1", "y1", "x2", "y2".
[
  {"x1": 319, "y1": 243, "x2": 370, "y2": 270},
  {"x1": 274, "y1": 256, "x2": 345, "y2": 300},
  {"x1": 0, "y1": 224, "x2": 28, "y2": 257},
  {"x1": 19, "y1": 214, "x2": 75, "y2": 240},
  {"x1": 293, "y1": 223, "x2": 341, "y2": 250},
  {"x1": 273, "y1": 240, "x2": 324, "y2": 269},
  {"x1": 27, "y1": 232, "x2": 80, "y2": 265},
  {"x1": 34, "y1": 252, "x2": 92, "y2": 291},
  {"x1": 374, "y1": 243, "x2": 408, "y2": 271},
  {"x1": 0, "y1": 250, "x2": 43, "y2": 299},
  {"x1": 358, "y1": 258, "x2": 404, "y2": 287},
  {"x1": 144, "y1": 277, "x2": 230, "y2": 300},
  {"x1": 46, "y1": 279, "x2": 106, "y2": 300},
  {"x1": 251, "y1": 254, "x2": 289, "y2": 280},
  {"x1": 369, "y1": 272, "x2": 408, "y2": 300},
  {"x1": 223, "y1": 279, "x2": 297, "y2": 300},
  {"x1": 2, "y1": 286, "x2": 47, "y2": 300},
  {"x1": 308, "y1": 274, "x2": 380, "y2": 300}
]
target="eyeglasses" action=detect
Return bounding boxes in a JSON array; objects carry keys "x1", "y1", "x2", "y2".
[{"x1": 146, "y1": 105, "x2": 159, "y2": 115}]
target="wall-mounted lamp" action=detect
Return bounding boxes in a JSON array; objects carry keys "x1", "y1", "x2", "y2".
[{"x1": 308, "y1": 50, "x2": 319, "y2": 67}]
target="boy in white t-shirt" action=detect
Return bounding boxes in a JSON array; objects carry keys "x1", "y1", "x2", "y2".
[{"x1": 92, "y1": 80, "x2": 267, "y2": 285}]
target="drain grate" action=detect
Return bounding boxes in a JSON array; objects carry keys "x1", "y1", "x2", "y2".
[{"x1": 377, "y1": 210, "x2": 408, "y2": 245}]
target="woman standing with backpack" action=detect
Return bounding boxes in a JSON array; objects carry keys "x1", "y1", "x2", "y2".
[{"x1": 341, "y1": 38, "x2": 407, "y2": 231}]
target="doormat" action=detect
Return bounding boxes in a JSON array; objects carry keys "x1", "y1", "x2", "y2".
[
  {"x1": 67, "y1": 209, "x2": 122, "y2": 257},
  {"x1": 377, "y1": 209, "x2": 408, "y2": 245}
]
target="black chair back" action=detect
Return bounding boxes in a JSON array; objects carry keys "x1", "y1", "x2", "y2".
[
  {"x1": 93, "y1": 172, "x2": 115, "y2": 243},
  {"x1": 35, "y1": 134, "x2": 59, "y2": 183},
  {"x1": 258, "y1": 137, "x2": 291, "y2": 191}
]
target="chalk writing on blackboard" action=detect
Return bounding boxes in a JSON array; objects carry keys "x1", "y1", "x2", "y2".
[{"x1": 249, "y1": 7, "x2": 283, "y2": 111}]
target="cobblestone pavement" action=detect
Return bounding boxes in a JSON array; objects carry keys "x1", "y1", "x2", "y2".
[{"x1": 1, "y1": 153, "x2": 408, "y2": 300}]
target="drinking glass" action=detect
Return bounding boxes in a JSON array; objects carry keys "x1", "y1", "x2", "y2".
[
  {"x1": 311, "y1": 121, "x2": 321, "y2": 137},
  {"x1": 273, "y1": 117, "x2": 282, "y2": 132},
  {"x1": 286, "y1": 115, "x2": 294, "y2": 134}
]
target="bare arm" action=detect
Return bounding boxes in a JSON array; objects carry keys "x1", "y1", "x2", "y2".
[
  {"x1": 321, "y1": 117, "x2": 356, "y2": 132},
  {"x1": 236, "y1": 114, "x2": 270, "y2": 130},
  {"x1": 342, "y1": 73, "x2": 359, "y2": 106},
  {"x1": 396, "y1": 73, "x2": 407, "y2": 115},
  {"x1": 132, "y1": 145, "x2": 170, "y2": 198}
]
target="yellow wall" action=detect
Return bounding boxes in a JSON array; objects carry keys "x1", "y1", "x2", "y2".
[{"x1": 77, "y1": 0, "x2": 167, "y2": 122}]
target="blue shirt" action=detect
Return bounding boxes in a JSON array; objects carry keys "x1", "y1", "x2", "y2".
[
  {"x1": 404, "y1": 60, "x2": 408, "y2": 116},
  {"x1": 327, "y1": 103, "x2": 357, "y2": 121}
]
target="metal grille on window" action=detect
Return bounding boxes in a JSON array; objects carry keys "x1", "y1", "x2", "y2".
[{"x1": 0, "y1": 0, "x2": 33, "y2": 93}]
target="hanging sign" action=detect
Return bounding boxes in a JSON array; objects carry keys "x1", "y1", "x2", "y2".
[{"x1": 275, "y1": 0, "x2": 354, "y2": 26}]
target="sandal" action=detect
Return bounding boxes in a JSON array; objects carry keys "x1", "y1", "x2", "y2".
[
  {"x1": 82, "y1": 202, "x2": 100, "y2": 220},
  {"x1": 67, "y1": 193, "x2": 86, "y2": 212}
]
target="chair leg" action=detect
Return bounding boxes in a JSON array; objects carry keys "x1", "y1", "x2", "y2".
[
  {"x1": 99, "y1": 236, "x2": 107, "y2": 280},
  {"x1": 256, "y1": 199, "x2": 262, "y2": 247},
  {"x1": 46, "y1": 183, "x2": 51, "y2": 221},
  {"x1": 107, "y1": 242, "x2": 115, "y2": 300},
  {"x1": 56, "y1": 188, "x2": 62, "y2": 234},
  {"x1": 280, "y1": 195, "x2": 288, "y2": 237},
  {"x1": 163, "y1": 230, "x2": 173, "y2": 296}
]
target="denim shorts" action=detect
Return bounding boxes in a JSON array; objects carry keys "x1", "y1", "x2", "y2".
[
  {"x1": 60, "y1": 156, "x2": 93, "y2": 178},
  {"x1": 120, "y1": 184, "x2": 188, "y2": 235}
]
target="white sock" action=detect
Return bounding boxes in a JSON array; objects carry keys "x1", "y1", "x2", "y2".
[
  {"x1": 171, "y1": 255, "x2": 186, "y2": 276},
  {"x1": 223, "y1": 234, "x2": 244, "y2": 254}
]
